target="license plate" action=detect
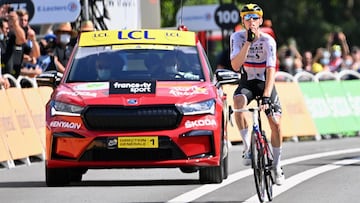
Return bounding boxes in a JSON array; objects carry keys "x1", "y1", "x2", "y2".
[{"x1": 118, "y1": 136, "x2": 158, "y2": 148}]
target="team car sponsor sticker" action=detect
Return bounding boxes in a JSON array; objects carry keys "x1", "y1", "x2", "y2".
[
  {"x1": 73, "y1": 82, "x2": 109, "y2": 91},
  {"x1": 110, "y1": 81, "x2": 156, "y2": 94},
  {"x1": 49, "y1": 121, "x2": 81, "y2": 129},
  {"x1": 57, "y1": 91, "x2": 97, "y2": 97},
  {"x1": 169, "y1": 86, "x2": 208, "y2": 96},
  {"x1": 185, "y1": 118, "x2": 217, "y2": 128},
  {"x1": 118, "y1": 136, "x2": 158, "y2": 148}
]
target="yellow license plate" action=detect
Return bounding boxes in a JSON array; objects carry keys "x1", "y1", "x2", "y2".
[{"x1": 118, "y1": 136, "x2": 158, "y2": 148}]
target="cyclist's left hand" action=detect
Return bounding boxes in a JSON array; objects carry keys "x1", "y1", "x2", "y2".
[{"x1": 261, "y1": 96, "x2": 271, "y2": 112}]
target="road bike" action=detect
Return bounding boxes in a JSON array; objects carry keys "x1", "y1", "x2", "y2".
[{"x1": 231, "y1": 98, "x2": 274, "y2": 202}]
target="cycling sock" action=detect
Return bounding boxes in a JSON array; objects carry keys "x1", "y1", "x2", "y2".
[
  {"x1": 240, "y1": 128, "x2": 250, "y2": 151},
  {"x1": 272, "y1": 147, "x2": 282, "y2": 170}
]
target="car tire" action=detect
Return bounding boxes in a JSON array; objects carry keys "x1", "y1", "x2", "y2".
[
  {"x1": 69, "y1": 168, "x2": 87, "y2": 182},
  {"x1": 199, "y1": 165, "x2": 223, "y2": 184},
  {"x1": 199, "y1": 121, "x2": 226, "y2": 184},
  {"x1": 180, "y1": 167, "x2": 198, "y2": 173},
  {"x1": 45, "y1": 167, "x2": 70, "y2": 187}
]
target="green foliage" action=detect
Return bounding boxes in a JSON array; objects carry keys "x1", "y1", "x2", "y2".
[{"x1": 161, "y1": 0, "x2": 360, "y2": 53}]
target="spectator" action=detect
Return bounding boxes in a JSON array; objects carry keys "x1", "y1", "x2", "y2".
[
  {"x1": 350, "y1": 46, "x2": 360, "y2": 72},
  {"x1": 328, "y1": 44, "x2": 343, "y2": 72},
  {"x1": 340, "y1": 53, "x2": 353, "y2": 71},
  {"x1": 302, "y1": 50, "x2": 313, "y2": 73},
  {"x1": 36, "y1": 34, "x2": 57, "y2": 72},
  {"x1": 261, "y1": 19, "x2": 276, "y2": 40},
  {"x1": 311, "y1": 47, "x2": 330, "y2": 74},
  {"x1": 80, "y1": 20, "x2": 95, "y2": 33},
  {"x1": 0, "y1": 5, "x2": 27, "y2": 78},
  {"x1": 293, "y1": 57, "x2": 304, "y2": 75},
  {"x1": 0, "y1": 75, "x2": 10, "y2": 89},
  {"x1": 53, "y1": 22, "x2": 76, "y2": 73},
  {"x1": 326, "y1": 32, "x2": 350, "y2": 57},
  {"x1": 326, "y1": 32, "x2": 350, "y2": 72},
  {"x1": 278, "y1": 38, "x2": 302, "y2": 75},
  {"x1": 16, "y1": 9, "x2": 40, "y2": 69}
]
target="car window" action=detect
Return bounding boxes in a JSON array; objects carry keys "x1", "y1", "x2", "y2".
[{"x1": 66, "y1": 45, "x2": 205, "y2": 82}]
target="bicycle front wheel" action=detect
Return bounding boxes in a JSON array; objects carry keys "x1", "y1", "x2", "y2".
[{"x1": 251, "y1": 131, "x2": 266, "y2": 203}]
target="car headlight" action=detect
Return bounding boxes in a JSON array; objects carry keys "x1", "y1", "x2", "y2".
[
  {"x1": 177, "y1": 99, "x2": 215, "y2": 115},
  {"x1": 50, "y1": 100, "x2": 84, "y2": 116}
]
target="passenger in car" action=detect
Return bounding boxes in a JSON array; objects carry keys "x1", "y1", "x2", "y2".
[
  {"x1": 144, "y1": 53, "x2": 162, "y2": 79},
  {"x1": 95, "y1": 54, "x2": 124, "y2": 80}
]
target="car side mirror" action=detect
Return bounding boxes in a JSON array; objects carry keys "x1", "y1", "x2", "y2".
[
  {"x1": 36, "y1": 70, "x2": 63, "y2": 88},
  {"x1": 215, "y1": 69, "x2": 240, "y2": 88}
]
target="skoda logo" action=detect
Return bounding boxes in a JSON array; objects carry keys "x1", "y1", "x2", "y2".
[{"x1": 127, "y1": 99, "x2": 138, "y2": 105}]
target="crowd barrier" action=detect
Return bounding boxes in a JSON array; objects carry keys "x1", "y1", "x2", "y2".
[
  {"x1": 1, "y1": 70, "x2": 359, "y2": 168},
  {"x1": 0, "y1": 86, "x2": 53, "y2": 169},
  {"x1": 224, "y1": 70, "x2": 360, "y2": 143}
]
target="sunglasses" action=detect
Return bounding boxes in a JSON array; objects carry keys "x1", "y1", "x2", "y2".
[{"x1": 244, "y1": 13, "x2": 260, "y2": 21}]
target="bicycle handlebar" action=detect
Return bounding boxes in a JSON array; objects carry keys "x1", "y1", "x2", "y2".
[{"x1": 232, "y1": 107, "x2": 260, "y2": 113}]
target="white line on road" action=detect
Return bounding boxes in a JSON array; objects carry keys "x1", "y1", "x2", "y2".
[
  {"x1": 167, "y1": 148, "x2": 360, "y2": 203},
  {"x1": 246, "y1": 157, "x2": 360, "y2": 202}
]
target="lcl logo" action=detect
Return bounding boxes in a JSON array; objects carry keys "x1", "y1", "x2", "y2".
[
  {"x1": 92, "y1": 32, "x2": 107, "y2": 41},
  {"x1": 165, "y1": 32, "x2": 182, "y2": 41}
]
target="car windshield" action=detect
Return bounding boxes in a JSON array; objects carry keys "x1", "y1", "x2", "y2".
[{"x1": 66, "y1": 45, "x2": 205, "y2": 82}]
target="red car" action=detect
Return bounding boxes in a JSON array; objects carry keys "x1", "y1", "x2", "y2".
[{"x1": 39, "y1": 29, "x2": 240, "y2": 186}]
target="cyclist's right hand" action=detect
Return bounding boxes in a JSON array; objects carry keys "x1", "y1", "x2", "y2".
[{"x1": 247, "y1": 29, "x2": 255, "y2": 42}]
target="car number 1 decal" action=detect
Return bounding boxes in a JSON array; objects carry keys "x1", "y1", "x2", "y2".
[{"x1": 118, "y1": 136, "x2": 159, "y2": 148}]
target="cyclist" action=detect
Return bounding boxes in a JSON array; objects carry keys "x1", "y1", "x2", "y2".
[{"x1": 230, "y1": 3, "x2": 285, "y2": 185}]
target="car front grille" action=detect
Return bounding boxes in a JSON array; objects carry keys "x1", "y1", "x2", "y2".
[{"x1": 82, "y1": 105, "x2": 182, "y2": 131}]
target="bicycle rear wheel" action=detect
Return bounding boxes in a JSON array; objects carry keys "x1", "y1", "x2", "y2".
[{"x1": 251, "y1": 131, "x2": 266, "y2": 203}]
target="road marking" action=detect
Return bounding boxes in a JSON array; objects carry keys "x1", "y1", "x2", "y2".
[
  {"x1": 246, "y1": 157, "x2": 360, "y2": 202},
  {"x1": 167, "y1": 148, "x2": 360, "y2": 203}
]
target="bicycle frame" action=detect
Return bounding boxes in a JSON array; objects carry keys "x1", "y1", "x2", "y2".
[{"x1": 232, "y1": 103, "x2": 274, "y2": 202}]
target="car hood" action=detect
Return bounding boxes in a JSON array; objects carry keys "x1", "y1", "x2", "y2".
[{"x1": 53, "y1": 81, "x2": 216, "y2": 106}]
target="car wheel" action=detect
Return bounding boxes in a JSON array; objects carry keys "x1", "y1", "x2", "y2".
[
  {"x1": 45, "y1": 167, "x2": 70, "y2": 187},
  {"x1": 199, "y1": 121, "x2": 226, "y2": 184},
  {"x1": 199, "y1": 165, "x2": 223, "y2": 184},
  {"x1": 180, "y1": 166, "x2": 198, "y2": 173},
  {"x1": 69, "y1": 168, "x2": 87, "y2": 182}
]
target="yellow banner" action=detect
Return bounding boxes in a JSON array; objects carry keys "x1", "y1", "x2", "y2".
[{"x1": 79, "y1": 29, "x2": 196, "y2": 47}]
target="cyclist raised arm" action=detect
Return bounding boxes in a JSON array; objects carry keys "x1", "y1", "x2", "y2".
[{"x1": 230, "y1": 3, "x2": 284, "y2": 185}]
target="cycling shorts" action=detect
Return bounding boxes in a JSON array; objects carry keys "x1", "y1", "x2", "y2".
[{"x1": 233, "y1": 79, "x2": 282, "y2": 116}]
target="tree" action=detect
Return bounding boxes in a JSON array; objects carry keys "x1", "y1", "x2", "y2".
[{"x1": 161, "y1": 0, "x2": 360, "y2": 53}]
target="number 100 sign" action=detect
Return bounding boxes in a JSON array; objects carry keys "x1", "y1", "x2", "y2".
[{"x1": 214, "y1": 4, "x2": 240, "y2": 30}]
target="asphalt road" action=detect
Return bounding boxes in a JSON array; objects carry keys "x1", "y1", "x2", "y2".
[{"x1": 1, "y1": 136, "x2": 360, "y2": 203}]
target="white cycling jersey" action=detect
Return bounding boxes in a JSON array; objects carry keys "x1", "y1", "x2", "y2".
[{"x1": 230, "y1": 30, "x2": 277, "y2": 81}]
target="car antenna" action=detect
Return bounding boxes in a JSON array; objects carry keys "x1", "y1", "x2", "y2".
[{"x1": 177, "y1": 0, "x2": 188, "y2": 31}]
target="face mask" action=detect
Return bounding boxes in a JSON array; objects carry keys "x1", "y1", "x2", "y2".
[
  {"x1": 0, "y1": 33, "x2": 4, "y2": 40},
  {"x1": 97, "y1": 69, "x2": 111, "y2": 80},
  {"x1": 345, "y1": 59, "x2": 353, "y2": 66},
  {"x1": 283, "y1": 58, "x2": 294, "y2": 67},
  {"x1": 332, "y1": 50, "x2": 341, "y2": 58},
  {"x1": 320, "y1": 58, "x2": 330, "y2": 65},
  {"x1": 323, "y1": 51, "x2": 330, "y2": 58},
  {"x1": 60, "y1": 34, "x2": 71, "y2": 44}
]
